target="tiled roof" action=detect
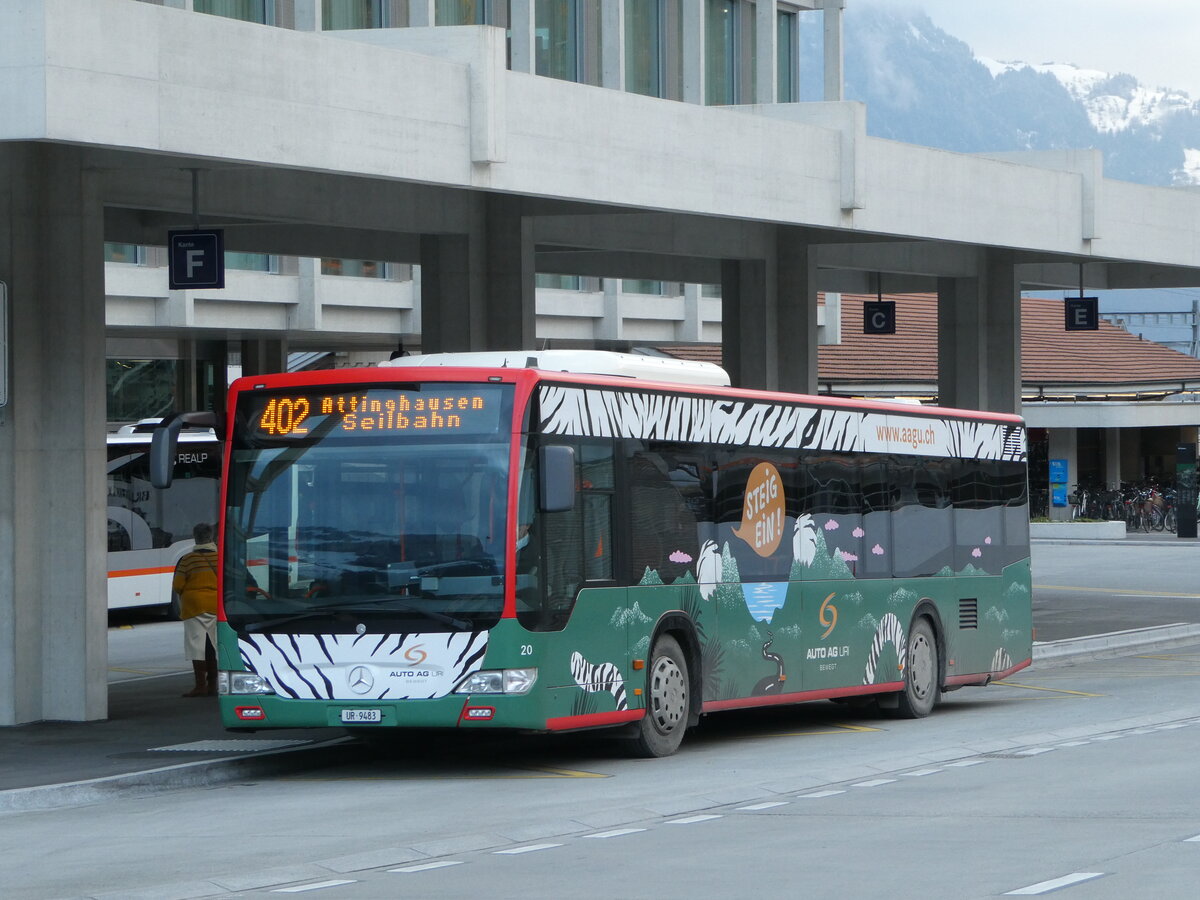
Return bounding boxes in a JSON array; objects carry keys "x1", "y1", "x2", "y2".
[{"x1": 657, "y1": 293, "x2": 1200, "y2": 396}]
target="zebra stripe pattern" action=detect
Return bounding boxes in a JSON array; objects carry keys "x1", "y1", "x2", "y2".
[
  {"x1": 539, "y1": 385, "x2": 1024, "y2": 462},
  {"x1": 862, "y1": 613, "x2": 907, "y2": 686},
  {"x1": 570, "y1": 651, "x2": 628, "y2": 712},
  {"x1": 238, "y1": 631, "x2": 488, "y2": 701},
  {"x1": 991, "y1": 648, "x2": 1014, "y2": 673}
]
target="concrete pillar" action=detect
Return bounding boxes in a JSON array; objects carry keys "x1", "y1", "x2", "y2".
[
  {"x1": 822, "y1": 0, "x2": 845, "y2": 101},
  {"x1": 984, "y1": 253, "x2": 1021, "y2": 414},
  {"x1": 509, "y1": 0, "x2": 535, "y2": 74},
  {"x1": 721, "y1": 257, "x2": 777, "y2": 391},
  {"x1": 484, "y1": 195, "x2": 535, "y2": 350},
  {"x1": 240, "y1": 338, "x2": 288, "y2": 376},
  {"x1": 776, "y1": 229, "x2": 817, "y2": 395},
  {"x1": 419, "y1": 195, "x2": 535, "y2": 352},
  {"x1": 755, "y1": 0, "x2": 777, "y2": 105},
  {"x1": 681, "y1": 283, "x2": 703, "y2": 343},
  {"x1": 601, "y1": 0, "x2": 625, "y2": 90},
  {"x1": 419, "y1": 234, "x2": 479, "y2": 352},
  {"x1": 937, "y1": 252, "x2": 1021, "y2": 415},
  {"x1": 598, "y1": 278, "x2": 622, "y2": 342},
  {"x1": 0, "y1": 144, "x2": 108, "y2": 725},
  {"x1": 937, "y1": 276, "x2": 985, "y2": 410},
  {"x1": 1104, "y1": 428, "x2": 1122, "y2": 489},
  {"x1": 1048, "y1": 427, "x2": 1078, "y2": 522},
  {"x1": 681, "y1": 0, "x2": 705, "y2": 104}
]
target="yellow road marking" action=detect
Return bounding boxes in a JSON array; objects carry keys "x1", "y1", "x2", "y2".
[
  {"x1": 289, "y1": 766, "x2": 609, "y2": 782},
  {"x1": 997, "y1": 682, "x2": 1104, "y2": 697},
  {"x1": 107, "y1": 666, "x2": 162, "y2": 675},
  {"x1": 1035, "y1": 584, "x2": 1200, "y2": 599},
  {"x1": 771, "y1": 722, "x2": 882, "y2": 737}
]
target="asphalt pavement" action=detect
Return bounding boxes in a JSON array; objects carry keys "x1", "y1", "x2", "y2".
[{"x1": 2, "y1": 533, "x2": 1197, "y2": 814}]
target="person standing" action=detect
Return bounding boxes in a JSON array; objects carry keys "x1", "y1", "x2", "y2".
[{"x1": 173, "y1": 522, "x2": 219, "y2": 698}]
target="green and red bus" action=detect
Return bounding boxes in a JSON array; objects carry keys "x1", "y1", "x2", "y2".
[{"x1": 154, "y1": 350, "x2": 1031, "y2": 757}]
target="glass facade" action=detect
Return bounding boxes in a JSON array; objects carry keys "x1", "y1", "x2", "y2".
[
  {"x1": 323, "y1": 0, "x2": 384, "y2": 30},
  {"x1": 436, "y1": 0, "x2": 508, "y2": 26},
  {"x1": 625, "y1": 0, "x2": 661, "y2": 97},
  {"x1": 225, "y1": 252, "x2": 272, "y2": 272},
  {"x1": 704, "y1": 0, "x2": 737, "y2": 105},
  {"x1": 535, "y1": 0, "x2": 600, "y2": 85},
  {"x1": 322, "y1": 258, "x2": 388, "y2": 278},
  {"x1": 104, "y1": 243, "x2": 141, "y2": 265},
  {"x1": 777, "y1": 8, "x2": 795, "y2": 103},
  {"x1": 194, "y1": 0, "x2": 271, "y2": 24}
]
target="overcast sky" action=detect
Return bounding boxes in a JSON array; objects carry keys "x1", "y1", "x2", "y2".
[{"x1": 889, "y1": 0, "x2": 1200, "y2": 98}]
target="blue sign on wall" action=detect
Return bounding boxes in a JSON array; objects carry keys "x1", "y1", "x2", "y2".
[
  {"x1": 1049, "y1": 458, "x2": 1068, "y2": 484},
  {"x1": 1051, "y1": 485, "x2": 1068, "y2": 507}
]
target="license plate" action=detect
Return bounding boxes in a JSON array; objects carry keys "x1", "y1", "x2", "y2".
[{"x1": 340, "y1": 709, "x2": 382, "y2": 724}]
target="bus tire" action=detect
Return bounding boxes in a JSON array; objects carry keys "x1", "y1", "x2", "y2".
[
  {"x1": 890, "y1": 617, "x2": 939, "y2": 719},
  {"x1": 628, "y1": 634, "x2": 689, "y2": 758}
]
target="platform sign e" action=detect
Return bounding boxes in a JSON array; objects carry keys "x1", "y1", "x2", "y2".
[
  {"x1": 1064, "y1": 297, "x2": 1098, "y2": 331},
  {"x1": 168, "y1": 229, "x2": 225, "y2": 290}
]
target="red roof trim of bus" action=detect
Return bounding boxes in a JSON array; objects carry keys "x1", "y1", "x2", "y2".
[
  {"x1": 701, "y1": 681, "x2": 905, "y2": 713},
  {"x1": 229, "y1": 365, "x2": 1023, "y2": 425}
]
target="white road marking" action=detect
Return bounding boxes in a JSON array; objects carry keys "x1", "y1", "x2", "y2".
[
  {"x1": 1015, "y1": 748, "x2": 1054, "y2": 756},
  {"x1": 1184, "y1": 834, "x2": 1200, "y2": 842},
  {"x1": 852, "y1": 778, "x2": 896, "y2": 787},
  {"x1": 586, "y1": 828, "x2": 647, "y2": 839},
  {"x1": 1005, "y1": 872, "x2": 1105, "y2": 894},
  {"x1": 667, "y1": 814, "x2": 723, "y2": 824},
  {"x1": 900, "y1": 769, "x2": 941, "y2": 777},
  {"x1": 390, "y1": 861, "x2": 465, "y2": 873},
  {"x1": 798, "y1": 790, "x2": 845, "y2": 798},
  {"x1": 945, "y1": 759, "x2": 986, "y2": 767},
  {"x1": 738, "y1": 801, "x2": 789, "y2": 810},
  {"x1": 1057, "y1": 741, "x2": 1090, "y2": 747},
  {"x1": 494, "y1": 843, "x2": 562, "y2": 855},
  {"x1": 273, "y1": 880, "x2": 357, "y2": 893},
  {"x1": 1094, "y1": 734, "x2": 1125, "y2": 741}
]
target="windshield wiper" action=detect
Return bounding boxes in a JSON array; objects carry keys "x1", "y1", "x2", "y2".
[{"x1": 240, "y1": 598, "x2": 471, "y2": 633}]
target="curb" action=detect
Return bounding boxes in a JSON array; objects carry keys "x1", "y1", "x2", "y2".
[
  {"x1": 1033, "y1": 623, "x2": 1200, "y2": 666},
  {"x1": 0, "y1": 737, "x2": 352, "y2": 814}
]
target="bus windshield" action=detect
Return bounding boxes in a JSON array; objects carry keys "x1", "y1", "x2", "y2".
[{"x1": 224, "y1": 383, "x2": 514, "y2": 634}]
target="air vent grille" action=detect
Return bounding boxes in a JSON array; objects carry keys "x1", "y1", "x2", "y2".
[{"x1": 959, "y1": 598, "x2": 979, "y2": 630}]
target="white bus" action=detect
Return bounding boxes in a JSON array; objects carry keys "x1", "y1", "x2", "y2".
[{"x1": 107, "y1": 422, "x2": 221, "y2": 614}]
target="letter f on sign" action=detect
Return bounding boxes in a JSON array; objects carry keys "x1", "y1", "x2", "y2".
[{"x1": 186, "y1": 249, "x2": 204, "y2": 279}]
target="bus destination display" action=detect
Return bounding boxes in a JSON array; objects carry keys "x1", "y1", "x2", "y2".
[{"x1": 246, "y1": 384, "x2": 508, "y2": 439}]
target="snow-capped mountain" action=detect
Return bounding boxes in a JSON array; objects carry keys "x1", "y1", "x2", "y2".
[{"x1": 803, "y1": 4, "x2": 1200, "y2": 187}]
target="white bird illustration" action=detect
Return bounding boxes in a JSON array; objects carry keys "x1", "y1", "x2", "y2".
[
  {"x1": 793, "y1": 513, "x2": 819, "y2": 568},
  {"x1": 696, "y1": 539, "x2": 721, "y2": 599}
]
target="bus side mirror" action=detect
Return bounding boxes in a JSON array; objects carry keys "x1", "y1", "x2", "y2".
[
  {"x1": 150, "y1": 418, "x2": 183, "y2": 489},
  {"x1": 539, "y1": 445, "x2": 576, "y2": 513},
  {"x1": 150, "y1": 411, "x2": 223, "y2": 489}
]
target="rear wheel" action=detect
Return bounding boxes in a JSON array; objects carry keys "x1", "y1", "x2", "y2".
[
  {"x1": 628, "y1": 635, "x2": 689, "y2": 758},
  {"x1": 889, "y1": 617, "x2": 939, "y2": 718}
]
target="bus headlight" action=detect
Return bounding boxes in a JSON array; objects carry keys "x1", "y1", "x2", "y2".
[
  {"x1": 219, "y1": 671, "x2": 275, "y2": 695},
  {"x1": 455, "y1": 668, "x2": 538, "y2": 695}
]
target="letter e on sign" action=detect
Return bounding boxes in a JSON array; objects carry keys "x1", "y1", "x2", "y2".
[{"x1": 1065, "y1": 297, "x2": 1098, "y2": 331}]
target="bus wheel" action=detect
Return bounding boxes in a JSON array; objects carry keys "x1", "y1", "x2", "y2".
[
  {"x1": 629, "y1": 635, "x2": 689, "y2": 758},
  {"x1": 891, "y1": 617, "x2": 939, "y2": 718}
]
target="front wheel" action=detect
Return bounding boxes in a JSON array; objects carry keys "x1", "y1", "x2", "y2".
[
  {"x1": 888, "y1": 617, "x2": 940, "y2": 718},
  {"x1": 628, "y1": 635, "x2": 690, "y2": 758}
]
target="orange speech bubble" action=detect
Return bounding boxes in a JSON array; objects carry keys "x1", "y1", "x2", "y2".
[{"x1": 732, "y1": 462, "x2": 785, "y2": 557}]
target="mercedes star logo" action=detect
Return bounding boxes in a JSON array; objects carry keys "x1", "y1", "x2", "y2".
[{"x1": 347, "y1": 666, "x2": 374, "y2": 694}]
